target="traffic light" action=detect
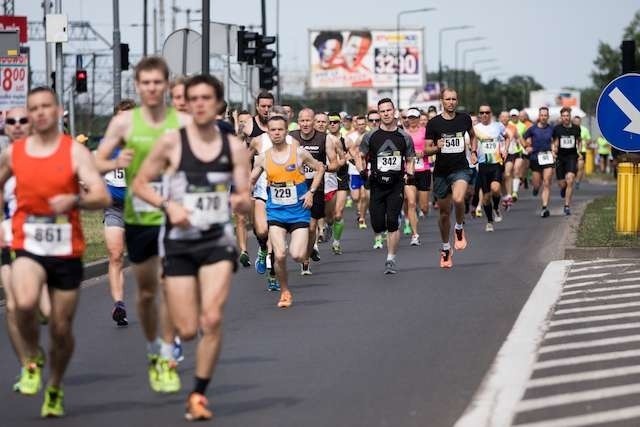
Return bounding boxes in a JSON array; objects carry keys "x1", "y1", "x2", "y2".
[
  {"x1": 259, "y1": 58, "x2": 277, "y2": 90},
  {"x1": 75, "y1": 69, "x2": 88, "y2": 93},
  {"x1": 255, "y1": 34, "x2": 276, "y2": 66},
  {"x1": 237, "y1": 26, "x2": 258, "y2": 63},
  {"x1": 621, "y1": 40, "x2": 637, "y2": 74},
  {"x1": 50, "y1": 71, "x2": 56, "y2": 92},
  {"x1": 120, "y1": 43, "x2": 130, "y2": 70}
]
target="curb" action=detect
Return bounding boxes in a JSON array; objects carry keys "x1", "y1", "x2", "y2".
[{"x1": 564, "y1": 246, "x2": 640, "y2": 260}]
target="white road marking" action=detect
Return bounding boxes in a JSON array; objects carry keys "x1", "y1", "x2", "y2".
[
  {"x1": 555, "y1": 301, "x2": 640, "y2": 315},
  {"x1": 545, "y1": 322, "x2": 640, "y2": 339},
  {"x1": 516, "y1": 383, "x2": 640, "y2": 412},
  {"x1": 453, "y1": 261, "x2": 572, "y2": 427},
  {"x1": 550, "y1": 311, "x2": 640, "y2": 327},
  {"x1": 571, "y1": 259, "x2": 623, "y2": 266},
  {"x1": 558, "y1": 291, "x2": 640, "y2": 305},
  {"x1": 565, "y1": 272, "x2": 611, "y2": 281},
  {"x1": 564, "y1": 277, "x2": 640, "y2": 290},
  {"x1": 539, "y1": 334, "x2": 640, "y2": 354},
  {"x1": 562, "y1": 283, "x2": 640, "y2": 296},
  {"x1": 513, "y1": 405, "x2": 640, "y2": 427},
  {"x1": 571, "y1": 263, "x2": 636, "y2": 273},
  {"x1": 528, "y1": 365, "x2": 640, "y2": 388},
  {"x1": 534, "y1": 349, "x2": 640, "y2": 370}
]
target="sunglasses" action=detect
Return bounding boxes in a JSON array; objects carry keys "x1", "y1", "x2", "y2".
[
  {"x1": 329, "y1": 120, "x2": 341, "y2": 124},
  {"x1": 368, "y1": 118, "x2": 380, "y2": 122},
  {"x1": 478, "y1": 111, "x2": 491, "y2": 115},
  {"x1": 6, "y1": 117, "x2": 28, "y2": 125}
]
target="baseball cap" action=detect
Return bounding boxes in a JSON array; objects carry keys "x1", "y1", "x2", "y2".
[
  {"x1": 509, "y1": 108, "x2": 519, "y2": 116},
  {"x1": 76, "y1": 134, "x2": 89, "y2": 144},
  {"x1": 406, "y1": 108, "x2": 421, "y2": 118}
]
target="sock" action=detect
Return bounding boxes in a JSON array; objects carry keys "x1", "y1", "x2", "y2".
[
  {"x1": 256, "y1": 233, "x2": 268, "y2": 252},
  {"x1": 442, "y1": 242, "x2": 451, "y2": 251},
  {"x1": 193, "y1": 376, "x2": 211, "y2": 395},
  {"x1": 266, "y1": 252, "x2": 273, "y2": 269},
  {"x1": 483, "y1": 203, "x2": 494, "y2": 222},
  {"x1": 492, "y1": 195, "x2": 501, "y2": 211},
  {"x1": 268, "y1": 252, "x2": 275, "y2": 276},
  {"x1": 454, "y1": 223, "x2": 464, "y2": 231},
  {"x1": 386, "y1": 254, "x2": 396, "y2": 262},
  {"x1": 147, "y1": 338, "x2": 161, "y2": 355},
  {"x1": 512, "y1": 178, "x2": 521, "y2": 193},
  {"x1": 333, "y1": 219, "x2": 345, "y2": 241},
  {"x1": 160, "y1": 340, "x2": 175, "y2": 360}
]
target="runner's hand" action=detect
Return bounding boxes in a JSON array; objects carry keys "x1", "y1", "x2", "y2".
[
  {"x1": 436, "y1": 139, "x2": 445, "y2": 150},
  {"x1": 302, "y1": 192, "x2": 314, "y2": 209},
  {"x1": 166, "y1": 201, "x2": 191, "y2": 228},
  {"x1": 230, "y1": 193, "x2": 250, "y2": 215},
  {"x1": 48, "y1": 194, "x2": 79, "y2": 214},
  {"x1": 116, "y1": 148, "x2": 134, "y2": 168},
  {"x1": 470, "y1": 151, "x2": 478, "y2": 165}
]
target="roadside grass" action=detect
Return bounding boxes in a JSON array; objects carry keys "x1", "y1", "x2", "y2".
[
  {"x1": 576, "y1": 195, "x2": 640, "y2": 248},
  {"x1": 82, "y1": 210, "x2": 108, "y2": 263}
]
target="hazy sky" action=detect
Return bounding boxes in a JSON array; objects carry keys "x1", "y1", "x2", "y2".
[{"x1": 16, "y1": 0, "x2": 640, "y2": 91}]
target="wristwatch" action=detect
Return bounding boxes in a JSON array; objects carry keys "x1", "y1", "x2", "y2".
[{"x1": 159, "y1": 199, "x2": 170, "y2": 212}]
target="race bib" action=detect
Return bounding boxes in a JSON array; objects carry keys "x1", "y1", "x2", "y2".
[
  {"x1": 182, "y1": 186, "x2": 230, "y2": 230},
  {"x1": 415, "y1": 157, "x2": 425, "y2": 169},
  {"x1": 560, "y1": 136, "x2": 575, "y2": 149},
  {"x1": 481, "y1": 140, "x2": 498, "y2": 153},
  {"x1": 23, "y1": 216, "x2": 72, "y2": 256},
  {"x1": 538, "y1": 151, "x2": 554, "y2": 166},
  {"x1": 441, "y1": 136, "x2": 465, "y2": 154},
  {"x1": 377, "y1": 154, "x2": 401, "y2": 172},
  {"x1": 270, "y1": 183, "x2": 298, "y2": 205},
  {"x1": 105, "y1": 168, "x2": 126, "y2": 187},
  {"x1": 133, "y1": 182, "x2": 163, "y2": 213},
  {"x1": 303, "y1": 164, "x2": 315, "y2": 180}
]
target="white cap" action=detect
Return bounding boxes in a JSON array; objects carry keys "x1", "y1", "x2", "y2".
[
  {"x1": 509, "y1": 108, "x2": 519, "y2": 116},
  {"x1": 406, "y1": 108, "x2": 421, "y2": 118}
]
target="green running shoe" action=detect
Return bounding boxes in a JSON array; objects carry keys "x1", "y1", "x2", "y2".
[
  {"x1": 373, "y1": 235, "x2": 384, "y2": 249},
  {"x1": 403, "y1": 222, "x2": 412, "y2": 235},
  {"x1": 41, "y1": 385, "x2": 64, "y2": 417},
  {"x1": 239, "y1": 251, "x2": 251, "y2": 267},
  {"x1": 15, "y1": 361, "x2": 41, "y2": 395},
  {"x1": 148, "y1": 354, "x2": 163, "y2": 393},
  {"x1": 158, "y1": 357, "x2": 181, "y2": 393}
]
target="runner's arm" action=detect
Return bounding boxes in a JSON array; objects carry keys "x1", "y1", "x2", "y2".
[
  {"x1": 404, "y1": 133, "x2": 416, "y2": 176},
  {"x1": 229, "y1": 135, "x2": 252, "y2": 215},
  {"x1": 250, "y1": 154, "x2": 265, "y2": 186},
  {"x1": 131, "y1": 133, "x2": 174, "y2": 209},
  {"x1": 299, "y1": 148, "x2": 324, "y2": 192},
  {"x1": 94, "y1": 111, "x2": 133, "y2": 174},
  {"x1": 325, "y1": 135, "x2": 340, "y2": 172},
  {"x1": 0, "y1": 146, "x2": 12, "y2": 217},
  {"x1": 356, "y1": 133, "x2": 368, "y2": 173}
]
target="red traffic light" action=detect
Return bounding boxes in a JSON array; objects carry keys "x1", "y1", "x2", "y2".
[
  {"x1": 75, "y1": 69, "x2": 88, "y2": 93},
  {"x1": 76, "y1": 70, "x2": 87, "y2": 80}
]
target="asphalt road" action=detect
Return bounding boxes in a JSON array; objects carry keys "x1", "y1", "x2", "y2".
[{"x1": 0, "y1": 181, "x2": 613, "y2": 427}]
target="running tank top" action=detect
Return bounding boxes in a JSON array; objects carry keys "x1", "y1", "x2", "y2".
[
  {"x1": 265, "y1": 145, "x2": 310, "y2": 224},
  {"x1": 11, "y1": 135, "x2": 84, "y2": 258},
  {"x1": 475, "y1": 122, "x2": 505, "y2": 165},
  {"x1": 123, "y1": 107, "x2": 180, "y2": 226},
  {"x1": 253, "y1": 133, "x2": 293, "y2": 200},
  {"x1": 248, "y1": 116, "x2": 266, "y2": 138},
  {"x1": 290, "y1": 129, "x2": 326, "y2": 182},
  {"x1": 162, "y1": 127, "x2": 236, "y2": 255},
  {"x1": 407, "y1": 126, "x2": 429, "y2": 172}
]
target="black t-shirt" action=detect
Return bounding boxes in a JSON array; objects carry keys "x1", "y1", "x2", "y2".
[
  {"x1": 426, "y1": 113, "x2": 473, "y2": 177},
  {"x1": 360, "y1": 128, "x2": 415, "y2": 185},
  {"x1": 552, "y1": 124, "x2": 581, "y2": 158}
]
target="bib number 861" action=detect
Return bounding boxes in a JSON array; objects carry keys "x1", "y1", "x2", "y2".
[{"x1": 35, "y1": 227, "x2": 63, "y2": 243}]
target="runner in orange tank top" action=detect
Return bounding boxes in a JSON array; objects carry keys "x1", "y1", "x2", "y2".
[{"x1": 0, "y1": 87, "x2": 110, "y2": 418}]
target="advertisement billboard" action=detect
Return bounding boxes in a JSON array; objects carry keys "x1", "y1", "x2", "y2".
[
  {"x1": 529, "y1": 89, "x2": 581, "y2": 110},
  {"x1": 0, "y1": 51, "x2": 29, "y2": 112},
  {"x1": 309, "y1": 29, "x2": 424, "y2": 90}
]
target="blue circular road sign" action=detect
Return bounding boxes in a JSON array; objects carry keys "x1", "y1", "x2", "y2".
[{"x1": 596, "y1": 73, "x2": 640, "y2": 152}]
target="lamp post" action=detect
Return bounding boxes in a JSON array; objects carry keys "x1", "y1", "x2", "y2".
[
  {"x1": 461, "y1": 46, "x2": 489, "y2": 106},
  {"x1": 454, "y1": 36, "x2": 484, "y2": 89},
  {"x1": 438, "y1": 25, "x2": 472, "y2": 88},
  {"x1": 396, "y1": 7, "x2": 436, "y2": 109},
  {"x1": 471, "y1": 58, "x2": 497, "y2": 70}
]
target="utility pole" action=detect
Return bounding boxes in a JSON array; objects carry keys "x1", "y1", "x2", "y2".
[
  {"x1": 276, "y1": 0, "x2": 281, "y2": 101},
  {"x1": 202, "y1": 0, "x2": 209, "y2": 75},
  {"x1": 143, "y1": 0, "x2": 148, "y2": 56},
  {"x1": 112, "y1": 0, "x2": 121, "y2": 105},
  {"x1": 261, "y1": 0, "x2": 266, "y2": 35},
  {"x1": 54, "y1": 0, "x2": 64, "y2": 119},
  {"x1": 43, "y1": 0, "x2": 53, "y2": 87},
  {"x1": 158, "y1": 0, "x2": 165, "y2": 47}
]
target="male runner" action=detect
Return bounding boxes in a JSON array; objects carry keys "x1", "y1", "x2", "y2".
[
  {"x1": 290, "y1": 108, "x2": 338, "y2": 275},
  {"x1": 403, "y1": 107, "x2": 430, "y2": 245},
  {"x1": 327, "y1": 112, "x2": 349, "y2": 254},
  {"x1": 251, "y1": 115, "x2": 324, "y2": 307},
  {"x1": 242, "y1": 91, "x2": 272, "y2": 139},
  {"x1": 552, "y1": 107, "x2": 582, "y2": 215},
  {"x1": 102, "y1": 99, "x2": 136, "y2": 327},
  {"x1": 475, "y1": 105, "x2": 509, "y2": 231},
  {"x1": 96, "y1": 56, "x2": 189, "y2": 393},
  {"x1": 573, "y1": 114, "x2": 591, "y2": 188},
  {"x1": 346, "y1": 115, "x2": 369, "y2": 229},
  {"x1": 0, "y1": 87, "x2": 111, "y2": 417},
  {"x1": 524, "y1": 106, "x2": 555, "y2": 217},
  {"x1": 169, "y1": 76, "x2": 188, "y2": 112},
  {"x1": 425, "y1": 88, "x2": 477, "y2": 268},
  {"x1": 365, "y1": 110, "x2": 384, "y2": 248},
  {"x1": 503, "y1": 109, "x2": 525, "y2": 202},
  {"x1": 358, "y1": 98, "x2": 415, "y2": 274},
  {"x1": 132, "y1": 74, "x2": 251, "y2": 421}
]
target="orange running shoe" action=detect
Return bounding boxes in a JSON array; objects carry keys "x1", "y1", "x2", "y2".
[
  {"x1": 277, "y1": 291, "x2": 293, "y2": 308},
  {"x1": 440, "y1": 249, "x2": 453, "y2": 268},
  {"x1": 454, "y1": 228, "x2": 467, "y2": 251},
  {"x1": 185, "y1": 392, "x2": 213, "y2": 421}
]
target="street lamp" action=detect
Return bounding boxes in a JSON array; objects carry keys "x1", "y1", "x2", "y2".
[
  {"x1": 461, "y1": 46, "x2": 489, "y2": 105},
  {"x1": 396, "y1": 7, "x2": 436, "y2": 109},
  {"x1": 454, "y1": 36, "x2": 485, "y2": 89},
  {"x1": 471, "y1": 58, "x2": 497, "y2": 70},
  {"x1": 438, "y1": 25, "x2": 472, "y2": 88}
]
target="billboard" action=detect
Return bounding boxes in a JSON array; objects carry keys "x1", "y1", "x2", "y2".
[
  {"x1": 529, "y1": 89, "x2": 581, "y2": 110},
  {"x1": 309, "y1": 29, "x2": 423, "y2": 90},
  {"x1": 0, "y1": 51, "x2": 29, "y2": 112}
]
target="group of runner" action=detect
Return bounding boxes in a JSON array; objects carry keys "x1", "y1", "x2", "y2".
[{"x1": 0, "y1": 54, "x2": 601, "y2": 421}]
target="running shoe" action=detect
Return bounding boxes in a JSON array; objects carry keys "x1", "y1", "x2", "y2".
[
  {"x1": 14, "y1": 361, "x2": 41, "y2": 395},
  {"x1": 148, "y1": 354, "x2": 163, "y2": 393},
  {"x1": 575, "y1": 181, "x2": 581, "y2": 190},
  {"x1": 239, "y1": 251, "x2": 251, "y2": 267},
  {"x1": 564, "y1": 206, "x2": 571, "y2": 216},
  {"x1": 373, "y1": 235, "x2": 384, "y2": 249},
  {"x1": 474, "y1": 207, "x2": 483, "y2": 218},
  {"x1": 345, "y1": 197, "x2": 353, "y2": 208},
  {"x1": 410, "y1": 234, "x2": 421, "y2": 246},
  {"x1": 358, "y1": 218, "x2": 367, "y2": 229},
  {"x1": 325, "y1": 225, "x2": 333, "y2": 242},
  {"x1": 255, "y1": 249, "x2": 268, "y2": 275},
  {"x1": 173, "y1": 337, "x2": 184, "y2": 362},
  {"x1": 403, "y1": 222, "x2": 412, "y2": 235},
  {"x1": 301, "y1": 263, "x2": 312, "y2": 276},
  {"x1": 157, "y1": 357, "x2": 181, "y2": 393},
  {"x1": 311, "y1": 247, "x2": 321, "y2": 262},
  {"x1": 384, "y1": 259, "x2": 397, "y2": 274},
  {"x1": 185, "y1": 392, "x2": 213, "y2": 421},
  {"x1": 532, "y1": 188, "x2": 539, "y2": 197},
  {"x1": 267, "y1": 275, "x2": 280, "y2": 291},
  {"x1": 560, "y1": 187, "x2": 566, "y2": 199},
  {"x1": 112, "y1": 301, "x2": 128, "y2": 327},
  {"x1": 440, "y1": 249, "x2": 453, "y2": 268},
  {"x1": 454, "y1": 228, "x2": 467, "y2": 251},
  {"x1": 41, "y1": 385, "x2": 64, "y2": 418},
  {"x1": 511, "y1": 192, "x2": 519, "y2": 202},
  {"x1": 541, "y1": 208, "x2": 550, "y2": 218},
  {"x1": 331, "y1": 241, "x2": 343, "y2": 255},
  {"x1": 502, "y1": 195, "x2": 511, "y2": 209},
  {"x1": 277, "y1": 291, "x2": 293, "y2": 308},
  {"x1": 485, "y1": 223, "x2": 495, "y2": 232},
  {"x1": 494, "y1": 210, "x2": 503, "y2": 223}
]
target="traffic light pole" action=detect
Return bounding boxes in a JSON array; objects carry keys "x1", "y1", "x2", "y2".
[
  {"x1": 68, "y1": 80, "x2": 76, "y2": 137},
  {"x1": 241, "y1": 62, "x2": 249, "y2": 110},
  {"x1": 55, "y1": 0, "x2": 64, "y2": 130},
  {"x1": 112, "y1": 0, "x2": 122, "y2": 106}
]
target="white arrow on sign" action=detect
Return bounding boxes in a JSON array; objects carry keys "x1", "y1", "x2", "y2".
[{"x1": 609, "y1": 87, "x2": 640, "y2": 135}]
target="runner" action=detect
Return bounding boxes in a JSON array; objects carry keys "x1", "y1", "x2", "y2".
[
  {"x1": 358, "y1": 98, "x2": 415, "y2": 274},
  {"x1": 573, "y1": 114, "x2": 591, "y2": 189},
  {"x1": 0, "y1": 87, "x2": 111, "y2": 417},
  {"x1": 552, "y1": 107, "x2": 582, "y2": 215},
  {"x1": 327, "y1": 112, "x2": 349, "y2": 255},
  {"x1": 403, "y1": 107, "x2": 430, "y2": 246},
  {"x1": 523, "y1": 106, "x2": 554, "y2": 217},
  {"x1": 169, "y1": 76, "x2": 188, "y2": 113},
  {"x1": 364, "y1": 110, "x2": 384, "y2": 248},
  {"x1": 340, "y1": 113, "x2": 353, "y2": 138},
  {"x1": 596, "y1": 135, "x2": 611, "y2": 173},
  {"x1": 346, "y1": 115, "x2": 369, "y2": 230},
  {"x1": 282, "y1": 104, "x2": 298, "y2": 131},
  {"x1": 131, "y1": 74, "x2": 250, "y2": 421},
  {"x1": 102, "y1": 99, "x2": 136, "y2": 327},
  {"x1": 251, "y1": 115, "x2": 324, "y2": 307},
  {"x1": 475, "y1": 104, "x2": 509, "y2": 231},
  {"x1": 96, "y1": 56, "x2": 189, "y2": 393},
  {"x1": 290, "y1": 108, "x2": 338, "y2": 275},
  {"x1": 425, "y1": 88, "x2": 477, "y2": 268},
  {"x1": 517, "y1": 109, "x2": 533, "y2": 189},
  {"x1": 503, "y1": 108, "x2": 525, "y2": 202}
]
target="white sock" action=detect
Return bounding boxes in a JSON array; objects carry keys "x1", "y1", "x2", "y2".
[
  {"x1": 160, "y1": 340, "x2": 175, "y2": 360},
  {"x1": 454, "y1": 223, "x2": 464, "y2": 230},
  {"x1": 513, "y1": 178, "x2": 521, "y2": 193},
  {"x1": 442, "y1": 242, "x2": 451, "y2": 251},
  {"x1": 266, "y1": 253, "x2": 272, "y2": 269},
  {"x1": 386, "y1": 254, "x2": 396, "y2": 261},
  {"x1": 147, "y1": 338, "x2": 161, "y2": 355}
]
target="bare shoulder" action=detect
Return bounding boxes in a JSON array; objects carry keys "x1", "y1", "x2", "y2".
[{"x1": 178, "y1": 111, "x2": 192, "y2": 125}]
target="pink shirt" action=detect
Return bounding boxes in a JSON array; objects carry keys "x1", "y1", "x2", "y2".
[{"x1": 407, "y1": 126, "x2": 430, "y2": 172}]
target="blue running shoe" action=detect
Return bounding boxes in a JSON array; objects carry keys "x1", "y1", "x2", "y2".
[
  {"x1": 255, "y1": 249, "x2": 268, "y2": 275},
  {"x1": 173, "y1": 337, "x2": 184, "y2": 362},
  {"x1": 267, "y1": 276, "x2": 280, "y2": 292}
]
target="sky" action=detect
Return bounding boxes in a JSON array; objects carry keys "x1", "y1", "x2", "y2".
[{"x1": 15, "y1": 0, "x2": 640, "y2": 93}]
